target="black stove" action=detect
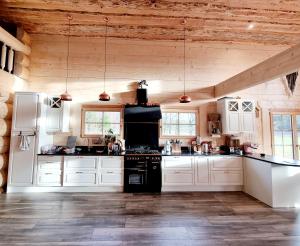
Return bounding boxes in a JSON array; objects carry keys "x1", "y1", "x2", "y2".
[{"x1": 124, "y1": 149, "x2": 162, "y2": 193}]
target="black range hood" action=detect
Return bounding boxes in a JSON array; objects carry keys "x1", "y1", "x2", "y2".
[{"x1": 124, "y1": 105, "x2": 162, "y2": 122}]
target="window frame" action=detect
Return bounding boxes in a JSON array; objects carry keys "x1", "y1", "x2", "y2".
[
  {"x1": 270, "y1": 109, "x2": 300, "y2": 160},
  {"x1": 81, "y1": 105, "x2": 123, "y2": 138},
  {"x1": 160, "y1": 108, "x2": 199, "y2": 139}
]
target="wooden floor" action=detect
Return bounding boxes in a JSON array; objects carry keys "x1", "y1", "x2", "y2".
[{"x1": 0, "y1": 192, "x2": 300, "y2": 246}]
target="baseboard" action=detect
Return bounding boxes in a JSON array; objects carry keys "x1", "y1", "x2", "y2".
[
  {"x1": 7, "y1": 186, "x2": 123, "y2": 193},
  {"x1": 162, "y1": 185, "x2": 243, "y2": 192}
]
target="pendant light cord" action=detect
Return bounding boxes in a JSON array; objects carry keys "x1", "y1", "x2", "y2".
[
  {"x1": 66, "y1": 17, "x2": 71, "y2": 92},
  {"x1": 103, "y1": 20, "x2": 108, "y2": 91},
  {"x1": 183, "y1": 25, "x2": 186, "y2": 96}
]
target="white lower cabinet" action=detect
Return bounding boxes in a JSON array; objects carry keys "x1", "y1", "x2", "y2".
[
  {"x1": 63, "y1": 156, "x2": 98, "y2": 186},
  {"x1": 210, "y1": 170, "x2": 243, "y2": 185},
  {"x1": 37, "y1": 156, "x2": 63, "y2": 186},
  {"x1": 64, "y1": 171, "x2": 97, "y2": 186},
  {"x1": 162, "y1": 156, "x2": 243, "y2": 191},
  {"x1": 210, "y1": 156, "x2": 243, "y2": 185},
  {"x1": 99, "y1": 169, "x2": 123, "y2": 186},
  {"x1": 163, "y1": 170, "x2": 194, "y2": 186},
  {"x1": 162, "y1": 156, "x2": 194, "y2": 186}
]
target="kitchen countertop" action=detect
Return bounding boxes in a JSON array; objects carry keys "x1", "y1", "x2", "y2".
[
  {"x1": 38, "y1": 152, "x2": 300, "y2": 167},
  {"x1": 244, "y1": 153, "x2": 300, "y2": 167},
  {"x1": 38, "y1": 152, "x2": 125, "y2": 156}
]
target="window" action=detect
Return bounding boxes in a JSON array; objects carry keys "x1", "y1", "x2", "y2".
[
  {"x1": 161, "y1": 111, "x2": 196, "y2": 137},
  {"x1": 271, "y1": 112, "x2": 300, "y2": 160},
  {"x1": 81, "y1": 107, "x2": 122, "y2": 137}
]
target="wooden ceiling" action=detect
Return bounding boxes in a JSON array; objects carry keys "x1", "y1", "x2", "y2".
[{"x1": 1, "y1": 0, "x2": 300, "y2": 45}]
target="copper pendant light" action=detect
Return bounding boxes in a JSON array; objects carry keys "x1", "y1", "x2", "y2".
[
  {"x1": 179, "y1": 20, "x2": 191, "y2": 103},
  {"x1": 99, "y1": 17, "x2": 111, "y2": 101},
  {"x1": 60, "y1": 15, "x2": 73, "y2": 101}
]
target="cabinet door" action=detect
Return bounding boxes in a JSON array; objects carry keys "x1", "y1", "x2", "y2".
[
  {"x1": 100, "y1": 156, "x2": 123, "y2": 169},
  {"x1": 37, "y1": 172, "x2": 62, "y2": 186},
  {"x1": 163, "y1": 157, "x2": 193, "y2": 170},
  {"x1": 195, "y1": 158, "x2": 209, "y2": 184},
  {"x1": 12, "y1": 93, "x2": 38, "y2": 131},
  {"x1": 46, "y1": 107, "x2": 62, "y2": 132},
  {"x1": 227, "y1": 113, "x2": 240, "y2": 133},
  {"x1": 211, "y1": 157, "x2": 242, "y2": 170},
  {"x1": 38, "y1": 156, "x2": 62, "y2": 171},
  {"x1": 211, "y1": 170, "x2": 243, "y2": 185},
  {"x1": 241, "y1": 112, "x2": 255, "y2": 133},
  {"x1": 163, "y1": 170, "x2": 194, "y2": 186},
  {"x1": 100, "y1": 169, "x2": 123, "y2": 186},
  {"x1": 64, "y1": 171, "x2": 97, "y2": 186},
  {"x1": 8, "y1": 133, "x2": 36, "y2": 186},
  {"x1": 64, "y1": 156, "x2": 98, "y2": 170}
]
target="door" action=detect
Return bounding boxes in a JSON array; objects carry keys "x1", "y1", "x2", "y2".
[
  {"x1": 8, "y1": 133, "x2": 36, "y2": 186},
  {"x1": 294, "y1": 115, "x2": 300, "y2": 160},
  {"x1": 12, "y1": 93, "x2": 38, "y2": 131}
]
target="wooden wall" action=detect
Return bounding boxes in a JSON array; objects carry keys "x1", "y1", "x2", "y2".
[{"x1": 28, "y1": 34, "x2": 300, "y2": 154}]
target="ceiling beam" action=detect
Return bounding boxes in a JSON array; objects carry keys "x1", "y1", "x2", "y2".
[{"x1": 214, "y1": 42, "x2": 300, "y2": 98}]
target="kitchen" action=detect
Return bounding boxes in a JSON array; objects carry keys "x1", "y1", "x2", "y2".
[{"x1": 1, "y1": 1, "x2": 300, "y2": 245}]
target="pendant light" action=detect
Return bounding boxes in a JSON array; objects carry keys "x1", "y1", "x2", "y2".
[
  {"x1": 60, "y1": 15, "x2": 73, "y2": 101},
  {"x1": 179, "y1": 20, "x2": 191, "y2": 103},
  {"x1": 99, "y1": 17, "x2": 110, "y2": 101}
]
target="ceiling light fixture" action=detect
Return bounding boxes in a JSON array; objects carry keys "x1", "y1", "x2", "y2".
[
  {"x1": 179, "y1": 19, "x2": 191, "y2": 103},
  {"x1": 60, "y1": 15, "x2": 73, "y2": 101},
  {"x1": 247, "y1": 22, "x2": 255, "y2": 30},
  {"x1": 99, "y1": 17, "x2": 110, "y2": 102}
]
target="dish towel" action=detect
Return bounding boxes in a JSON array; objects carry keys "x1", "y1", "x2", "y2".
[{"x1": 19, "y1": 135, "x2": 31, "y2": 151}]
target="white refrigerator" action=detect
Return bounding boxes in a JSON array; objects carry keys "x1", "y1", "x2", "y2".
[{"x1": 8, "y1": 92, "x2": 53, "y2": 187}]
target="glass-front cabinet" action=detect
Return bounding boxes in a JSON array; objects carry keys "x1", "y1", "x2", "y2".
[{"x1": 217, "y1": 98, "x2": 255, "y2": 134}]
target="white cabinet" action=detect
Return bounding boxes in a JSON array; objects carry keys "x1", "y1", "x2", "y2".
[
  {"x1": 63, "y1": 156, "x2": 98, "y2": 186},
  {"x1": 162, "y1": 156, "x2": 243, "y2": 191},
  {"x1": 195, "y1": 157, "x2": 209, "y2": 184},
  {"x1": 8, "y1": 133, "x2": 36, "y2": 186},
  {"x1": 99, "y1": 156, "x2": 123, "y2": 186},
  {"x1": 46, "y1": 97, "x2": 70, "y2": 133},
  {"x1": 162, "y1": 156, "x2": 194, "y2": 186},
  {"x1": 210, "y1": 157, "x2": 243, "y2": 185},
  {"x1": 12, "y1": 92, "x2": 38, "y2": 131},
  {"x1": 37, "y1": 156, "x2": 62, "y2": 186},
  {"x1": 99, "y1": 169, "x2": 123, "y2": 186},
  {"x1": 217, "y1": 98, "x2": 255, "y2": 134}
]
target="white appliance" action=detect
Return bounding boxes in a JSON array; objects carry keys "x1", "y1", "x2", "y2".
[{"x1": 8, "y1": 92, "x2": 53, "y2": 187}]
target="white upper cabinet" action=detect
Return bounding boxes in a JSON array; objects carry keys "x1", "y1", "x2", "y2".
[
  {"x1": 12, "y1": 92, "x2": 38, "y2": 131},
  {"x1": 46, "y1": 97, "x2": 70, "y2": 133},
  {"x1": 217, "y1": 98, "x2": 255, "y2": 134}
]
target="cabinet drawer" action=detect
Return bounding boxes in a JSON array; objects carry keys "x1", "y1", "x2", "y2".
[
  {"x1": 38, "y1": 161, "x2": 62, "y2": 171},
  {"x1": 64, "y1": 172, "x2": 97, "y2": 186},
  {"x1": 210, "y1": 170, "x2": 243, "y2": 185},
  {"x1": 38, "y1": 156, "x2": 62, "y2": 162},
  {"x1": 210, "y1": 157, "x2": 242, "y2": 170},
  {"x1": 100, "y1": 169, "x2": 123, "y2": 186},
  {"x1": 163, "y1": 170, "x2": 193, "y2": 186},
  {"x1": 100, "y1": 156, "x2": 123, "y2": 169},
  {"x1": 163, "y1": 157, "x2": 193, "y2": 170},
  {"x1": 37, "y1": 172, "x2": 62, "y2": 186},
  {"x1": 64, "y1": 157, "x2": 98, "y2": 170}
]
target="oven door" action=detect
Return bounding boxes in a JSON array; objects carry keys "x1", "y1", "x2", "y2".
[{"x1": 124, "y1": 168, "x2": 147, "y2": 192}]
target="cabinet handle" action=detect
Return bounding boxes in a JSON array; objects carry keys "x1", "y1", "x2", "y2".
[
  {"x1": 45, "y1": 173, "x2": 52, "y2": 175},
  {"x1": 107, "y1": 171, "x2": 113, "y2": 174},
  {"x1": 76, "y1": 172, "x2": 83, "y2": 174}
]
